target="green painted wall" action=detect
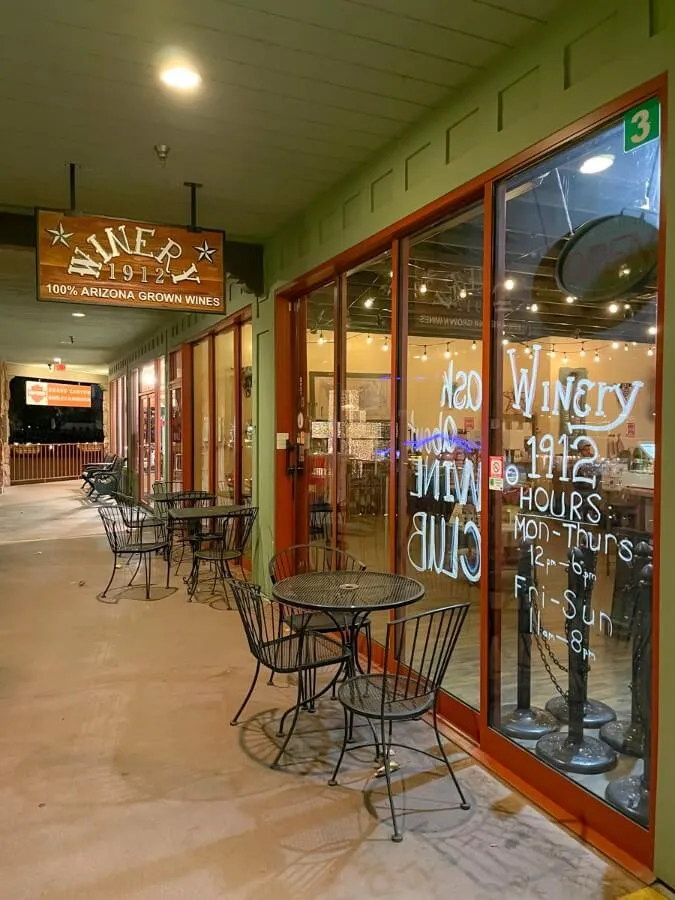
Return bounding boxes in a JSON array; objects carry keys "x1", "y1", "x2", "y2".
[{"x1": 263, "y1": 0, "x2": 675, "y2": 882}]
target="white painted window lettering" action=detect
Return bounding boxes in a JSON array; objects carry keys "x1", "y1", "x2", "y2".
[{"x1": 407, "y1": 361, "x2": 482, "y2": 582}]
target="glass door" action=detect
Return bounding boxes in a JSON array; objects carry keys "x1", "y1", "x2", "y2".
[
  {"x1": 138, "y1": 392, "x2": 156, "y2": 497},
  {"x1": 240, "y1": 323, "x2": 253, "y2": 505},
  {"x1": 215, "y1": 329, "x2": 236, "y2": 503}
]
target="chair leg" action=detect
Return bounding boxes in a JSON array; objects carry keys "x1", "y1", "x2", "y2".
[
  {"x1": 101, "y1": 553, "x2": 117, "y2": 598},
  {"x1": 365, "y1": 623, "x2": 372, "y2": 673},
  {"x1": 230, "y1": 661, "x2": 260, "y2": 725},
  {"x1": 380, "y1": 717, "x2": 402, "y2": 842},
  {"x1": 272, "y1": 675, "x2": 304, "y2": 769},
  {"x1": 328, "y1": 706, "x2": 351, "y2": 786},
  {"x1": 128, "y1": 555, "x2": 142, "y2": 586},
  {"x1": 144, "y1": 553, "x2": 151, "y2": 600},
  {"x1": 165, "y1": 547, "x2": 171, "y2": 588},
  {"x1": 433, "y1": 707, "x2": 470, "y2": 810}
]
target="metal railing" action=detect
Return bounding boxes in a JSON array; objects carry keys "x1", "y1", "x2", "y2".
[{"x1": 9, "y1": 442, "x2": 105, "y2": 484}]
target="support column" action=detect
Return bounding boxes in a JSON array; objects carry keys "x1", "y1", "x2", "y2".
[
  {"x1": 100, "y1": 383, "x2": 110, "y2": 453},
  {"x1": 0, "y1": 362, "x2": 10, "y2": 492}
]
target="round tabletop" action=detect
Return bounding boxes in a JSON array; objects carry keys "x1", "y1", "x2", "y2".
[{"x1": 271, "y1": 570, "x2": 424, "y2": 614}]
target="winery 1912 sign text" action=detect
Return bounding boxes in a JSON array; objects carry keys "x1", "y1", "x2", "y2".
[{"x1": 36, "y1": 210, "x2": 225, "y2": 314}]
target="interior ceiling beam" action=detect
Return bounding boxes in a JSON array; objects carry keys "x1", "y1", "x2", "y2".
[{"x1": 0, "y1": 212, "x2": 265, "y2": 298}]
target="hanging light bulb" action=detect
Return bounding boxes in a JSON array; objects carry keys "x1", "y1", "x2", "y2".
[
  {"x1": 444, "y1": 343, "x2": 451, "y2": 360},
  {"x1": 580, "y1": 343, "x2": 586, "y2": 357},
  {"x1": 363, "y1": 296, "x2": 375, "y2": 309},
  {"x1": 566, "y1": 295, "x2": 575, "y2": 304},
  {"x1": 594, "y1": 350, "x2": 600, "y2": 362},
  {"x1": 504, "y1": 278, "x2": 515, "y2": 291},
  {"x1": 419, "y1": 282, "x2": 428, "y2": 295},
  {"x1": 608, "y1": 302, "x2": 619, "y2": 314},
  {"x1": 648, "y1": 325, "x2": 657, "y2": 336},
  {"x1": 524, "y1": 345, "x2": 531, "y2": 355},
  {"x1": 366, "y1": 334, "x2": 373, "y2": 345},
  {"x1": 382, "y1": 338, "x2": 389, "y2": 352},
  {"x1": 611, "y1": 341, "x2": 620, "y2": 350},
  {"x1": 502, "y1": 337, "x2": 509, "y2": 346},
  {"x1": 530, "y1": 303, "x2": 539, "y2": 312},
  {"x1": 318, "y1": 332, "x2": 325, "y2": 345},
  {"x1": 548, "y1": 345, "x2": 556, "y2": 358},
  {"x1": 421, "y1": 345, "x2": 428, "y2": 362},
  {"x1": 562, "y1": 352, "x2": 569, "y2": 364},
  {"x1": 471, "y1": 340, "x2": 477, "y2": 351},
  {"x1": 624, "y1": 342, "x2": 629, "y2": 352},
  {"x1": 459, "y1": 288, "x2": 467, "y2": 299},
  {"x1": 648, "y1": 346, "x2": 654, "y2": 357}
]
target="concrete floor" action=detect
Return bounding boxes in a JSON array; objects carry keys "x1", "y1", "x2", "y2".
[{"x1": 0, "y1": 482, "x2": 661, "y2": 899}]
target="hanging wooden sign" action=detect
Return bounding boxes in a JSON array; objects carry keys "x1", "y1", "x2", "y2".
[{"x1": 36, "y1": 210, "x2": 225, "y2": 313}]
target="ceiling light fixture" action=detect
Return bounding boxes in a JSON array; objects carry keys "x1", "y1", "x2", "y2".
[
  {"x1": 579, "y1": 153, "x2": 615, "y2": 174},
  {"x1": 53, "y1": 356, "x2": 62, "y2": 363},
  {"x1": 160, "y1": 65, "x2": 201, "y2": 91},
  {"x1": 72, "y1": 312, "x2": 86, "y2": 318}
]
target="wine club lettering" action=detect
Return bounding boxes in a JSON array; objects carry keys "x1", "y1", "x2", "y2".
[{"x1": 407, "y1": 349, "x2": 643, "y2": 638}]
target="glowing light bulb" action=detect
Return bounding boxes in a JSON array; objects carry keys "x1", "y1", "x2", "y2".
[
  {"x1": 419, "y1": 282, "x2": 428, "y2": 295},
  {"x1": 318, "y1": 332, "x2": 325, "y2": 345},
  {"x1": 382, "y1": 339, "x2": 389, "y2": 352},
  {"x1": 444, "y1": 343, "x2": 451, "y2": 360},
  {"x1": 366, "y1": 334, "x2": 373, "y2": 345},
  {"x1": 624, "y1": 343, "x2": 629, "y2": 352},
  {"x1": 502, "y1": 337, "x2": 509, "y2": 346},
  {"x1": 471, "y1": 340, "x2": 477, "y2": 351},
  {"x1": 459, "y1": 288, "x2": 467, "y2": 299},
  {"x1": 611, "y1": 341, "x2": 619, "y2": 350},
  {"x1": 421, "y1": 346, "x2": 428, "y2": 362},
  {"x1": 566, "y1": 295, "x2": 575, "y2": 304},
  {"x1": 364, "y1": 297, "x2": 374, "y2": 309},
  {"x1": 524, "y1": 346, "x2": 531, "y2": 355},
  {"x1": 580, "y1": 345, "x2": 586, "y2": 357},
  {"x1": 594, "y1": 351, "x2": 600, "y2": 363},
  {"x1": 608, "y1": 303, "x2": 619, "y2": 314},
  {"x1": 648, "y1": 346, "x2": 654, "y2": 357},
  {"x1": 504, "y1": 278, "x2": 515, "y2": 291},
  {"x1": 531, "y1": 303, "x2": 539, "y2": 312},
  {"x1": 160, "y1": 65, "x2": 201, "y2": 91},
  {"x1": 562, "y1": 354, "x2": 569, "y2": 364},
  {"x1": 648, "y1": 325, "x2": 657, "y2": 335}
]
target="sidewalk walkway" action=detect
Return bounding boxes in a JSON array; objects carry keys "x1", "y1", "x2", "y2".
[{"x1": 0, "y1": 482, "x2": 657, "y2": 899}]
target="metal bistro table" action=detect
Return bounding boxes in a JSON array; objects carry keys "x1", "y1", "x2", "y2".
[{"x1": 272, "y1": 570, "x2": 424, "y2": 766}]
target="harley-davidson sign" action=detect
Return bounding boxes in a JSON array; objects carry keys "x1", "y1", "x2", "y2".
[{"x1": 36, "y1": 210, "x2": 225, "y2": 313}]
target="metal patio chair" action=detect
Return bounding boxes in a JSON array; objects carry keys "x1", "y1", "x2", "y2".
[
  {"x1": 228, "y1": 579, "x2": 351, "y2": 769},
  {"x1": 98, "y1": 503, "x2": 170, "y2": 600},
  {"x1": 86, "y1": 456, "x2": 126, "y2": 499},
  {"x1": 166, "y1": 491, "x2": 217, "y2": 571},
  {"x1": 268, "y1": 544, "x2": 371, "y2": 688},
  {"x1": 186, "y1": 506, "x2": 258, "y2": 604},
  {"x1": 81, "y1": 452, "x2": 116, "y2": 490},
  {"x1": 329, "y1": 602, "x2": 471, "y2": 842}
]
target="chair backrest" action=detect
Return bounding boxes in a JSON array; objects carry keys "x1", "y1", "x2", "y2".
[
  {"x1": 167, "y1": 491, "x2": 215, "y2": 509},
  {"x1": 383, "y1": 603, "x2": 470, "y2": 709},
  {"x1": 206, "y1": 507, "x2": 258, "y2": 554},
  {"x1": 228, "y1": 579, "x2": 342, "y2": 671},
  {"x1": 99, "y1": 502, "x2": 164, "y2": 549},
  {"x1": 152, "y1": 480, "x2": 182, "y2": 496},
  {"x1": 269, "y1": 543, "x2": 365, "y2": 585}
]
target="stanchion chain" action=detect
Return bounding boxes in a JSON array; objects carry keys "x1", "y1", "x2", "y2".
[{"x1": 529, "y1": 586, "x2": 568, "y2": 700}]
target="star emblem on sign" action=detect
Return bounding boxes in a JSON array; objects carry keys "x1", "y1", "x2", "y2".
[
  {"x1": 46, "y1": 221, "x2": 74, "y2": 248},
  {"x1": 194, "y1": 239, "x2": 218, "y2": 264}
]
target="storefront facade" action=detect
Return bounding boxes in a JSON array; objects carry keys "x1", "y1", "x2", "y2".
[{"x1": 265, "y1": 0, "x2": 675, "y2": 882}]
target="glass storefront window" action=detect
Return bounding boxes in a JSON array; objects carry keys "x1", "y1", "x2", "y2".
[
  {"x1": 193, "y1": 338, "x2": 211, "y2": 491},
  {"x1": 215, "y1": 330, "x2": 236, "y2": 503},
  {"x1": 490, "y1": 114, "x2": 659, "y2": 825},
  {"x1": 240, "y1": 323, "x2": 254, "y2": 505},
  {"x1": 403, "y1": 205, "x2": 484, "y2": 710},
  {"x1": 305, "y1": 282, "x2": 336, "y2": 543}
]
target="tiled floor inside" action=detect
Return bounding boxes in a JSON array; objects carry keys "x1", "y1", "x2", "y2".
[{"x1": 0, "y1": 481, "x2": 665, "y2": 899}]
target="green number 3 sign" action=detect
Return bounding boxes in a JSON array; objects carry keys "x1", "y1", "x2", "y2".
[{"x1": 624, "y1": 98, "x2": 660, "y2": 152}]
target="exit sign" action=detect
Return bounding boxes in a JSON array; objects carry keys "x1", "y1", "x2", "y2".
[{"x1": 624, "y1": 98, "x2": 660, "y2": 152}]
